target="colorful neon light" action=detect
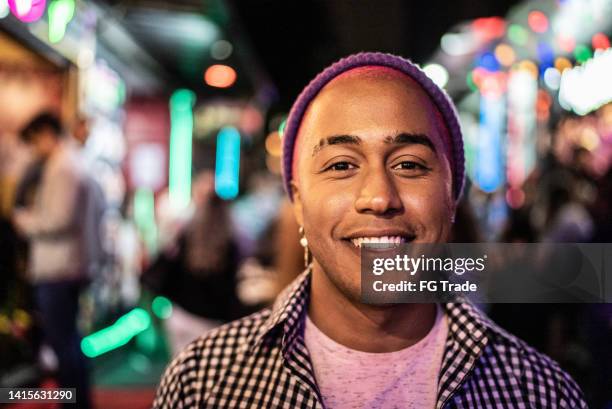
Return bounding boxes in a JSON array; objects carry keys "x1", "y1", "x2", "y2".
[
  {"x1": 48, "y1": 0, "x2": 75, "y2": 43},
  {"x1": 169, "y1": 89, "x2": 196, "y2": 210},
  {"x1": 81, "y1": 308, "x2": 151, "y2": 358},
  {"x1": 215, "y1": 126, "x2": 241, "y2": 200},
  {"x1": 475, "y1": 94, "x2": 505, "y2": 192}
]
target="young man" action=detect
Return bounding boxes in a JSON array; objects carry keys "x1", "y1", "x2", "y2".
[
  {"x1": 153, "y1": 53, "x2": 586, "y2": 408},
  {"x1": 14, "y1": 112, "x2": 92, "y2": 409}
]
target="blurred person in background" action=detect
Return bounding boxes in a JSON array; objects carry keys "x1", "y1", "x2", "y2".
[
  {"x1": 12, "y1": 112, "x2": 92, "y2": 409},
  {"x1": 142, "y1": 170, "x2": 240, "y2": 357},
  {"x1": 154, "y1": 53, "x2": 586, "y2": 408},
  {"x1": 540, "y1": 177, "x2": 594, "y2": 243}
]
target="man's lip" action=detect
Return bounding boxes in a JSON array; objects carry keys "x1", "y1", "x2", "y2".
[{"x1": 342, "y1": 229, "x2": 416, "y2": 240}]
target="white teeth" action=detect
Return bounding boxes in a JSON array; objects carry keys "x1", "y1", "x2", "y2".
[{"x1": 350, "y1": 236, "x2": 406, "y2": 248}]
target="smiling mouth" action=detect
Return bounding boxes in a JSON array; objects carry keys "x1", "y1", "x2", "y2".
[{"x1": 346, "y1": 235, "x2": 416, "y2": 249}]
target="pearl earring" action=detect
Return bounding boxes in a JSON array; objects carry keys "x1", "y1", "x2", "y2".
[{"x1": 299, "y1": 226, "x2": 310, "y2": 268}]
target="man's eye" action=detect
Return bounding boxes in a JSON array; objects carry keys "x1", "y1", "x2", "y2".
[
  {"x1": 325, "y1": 161, "x2": 356, "y2": 171},
  {"x1": 392, "y1": 161, "x2": 429, "y2": 171}
]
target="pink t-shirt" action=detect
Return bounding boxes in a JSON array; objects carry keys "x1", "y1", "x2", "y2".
[{"x1": 303, "y1": 305, "x2": 448, "y2": 409}]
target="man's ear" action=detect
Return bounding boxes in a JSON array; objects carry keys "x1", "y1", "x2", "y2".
[{"x1": 290, "y1": 180, "x2": 304, "y2": 227}]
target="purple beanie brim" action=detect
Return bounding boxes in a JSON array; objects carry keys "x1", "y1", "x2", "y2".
[{"x1": 281, "y1": 52, "x2": 465, "y2": 202}]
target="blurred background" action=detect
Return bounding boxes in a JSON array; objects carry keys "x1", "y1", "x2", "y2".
[{"x1": 0, "y1": 0, "x2": 611, "y2": 408}]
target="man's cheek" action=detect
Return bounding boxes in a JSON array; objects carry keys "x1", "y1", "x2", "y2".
[{"x1": 401, "y1": 184, "x2": 452, "y2": 225}]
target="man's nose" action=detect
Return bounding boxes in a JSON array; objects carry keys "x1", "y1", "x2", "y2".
[{"x1": 354, "y1": 167, "x2": 403, "y2": 216}]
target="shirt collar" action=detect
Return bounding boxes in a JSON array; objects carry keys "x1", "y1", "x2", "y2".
[{"x1": 247, "y1": 266, "x2": 312, "y2": 353}]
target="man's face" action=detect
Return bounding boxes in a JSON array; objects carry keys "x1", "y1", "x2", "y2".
[
  {"x1": 291, "y1": 70, "x2": 455, "y2": 302},
  {"x1": 30, "y1": 128, "x2": 58, "y2": 159}
]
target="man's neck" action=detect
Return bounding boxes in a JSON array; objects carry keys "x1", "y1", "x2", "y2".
[{"x1": 308, "y1": 266, "x2": 437, "y2": 353}]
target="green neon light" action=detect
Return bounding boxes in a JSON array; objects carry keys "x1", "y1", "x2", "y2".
[
  {"x1": 48, "y1": 0, "x2": 75, "y2": 44},
  {"x1": 133, "y1": 188, "x2": 157, "y2": 254},
  {"x1": 169, "y1": 89, "x2": 196, "y2": 210},
  {"x1": 152, "y1": 296, "x2": 172, "y2": 319},
  {"x1": 81, "y1": 308, "x2": 151, "y2": 358}
]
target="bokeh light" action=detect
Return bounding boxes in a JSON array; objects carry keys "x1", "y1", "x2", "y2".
[
  {"x1": 169, "y1": 89, "x2": 196, "y2": 210},
  {"x1": 466, "y1": 70, "x2": 478, "y2": 91},
  {"x1": 471, "y1": 17, "x2": 506, "y2": 41},
  {"x1": 204, "y1": 64, "x2": 237, "y2": 88},
  {"x1": 477, "y1": 52, "x2": 500, "y2": 71},
  {"x1": 8, "y1": 0, "x2": 46, "y2": 22},
  {"x1": 537, "y1": 42, "x2": 554, "y2": 67},
  {"x1": 152, "y1": 296, "x2": 172, "y2": 319},
  {"x1": 517, "y1": 60, "x2": 539, "y2": 78},
  {"x1": 278, "y1": 118, "x2": 287, "y2": 137},
  {"x1": 536, "y1": 89, "x2": 552, "y2": 122},
  {"x1": 543, "y1": 67, "x2": 561, "y2": 90},
  {"x1": 440, "y1": 33, "x2": 475, "y2": 56},
  {"x1": 527, "y1": 10, "x2": 548, "y2": 34},
  {"x1": 215, "y1": 126, "x2": 241, "y2": 200},
  {"x1": 557, "y1": 35, "x2": 576, "y2": 53},
  {"x1": 574, "y1": 45, "x2": 592, "y2": 63},
  {"x1": 591, "y1": 33, "x2": 610, "y2": 50},
  {"x1": 265, "y1": 131, "x2": 282, "y2": 157},
  {"x1": 211, "y1": 39, "x2": 233, "y2": 60},
  {"x1": 507, "y1": 24, "x2": 529, "y2": 46},
  {"x1": 0, "y1": 1, "x2": 10, "y2": 18},
  {"x1": 494, "y1": 44, "x2": 516, "y2": 66},
  {"x1": 81, "y1": 308, "x2": 151, "y2": 358},
  {"x1": 423, "y1": 63, "x2": 449, "y2": 88},
  {"x1": 554, "y1": 57, "x2": 572, "y2": 72},
  {"x1": 48, "y1": 0, "x2": 75, "y2": 43},
  {"x1": 506, "y1": 188, "x2": 525, "y2": 209}
]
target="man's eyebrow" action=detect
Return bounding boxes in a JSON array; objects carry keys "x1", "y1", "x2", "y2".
[
  {"x1": 312, "y1": 134, "x2": 361, "y2": 156},
  {"x1": 383, "y1": 133, "x2": 436, "y2": 153}
]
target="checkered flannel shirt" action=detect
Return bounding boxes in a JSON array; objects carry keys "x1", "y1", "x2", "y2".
[{"x1": 153, "y1": 269, "x2": 587, "y2": 408}]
